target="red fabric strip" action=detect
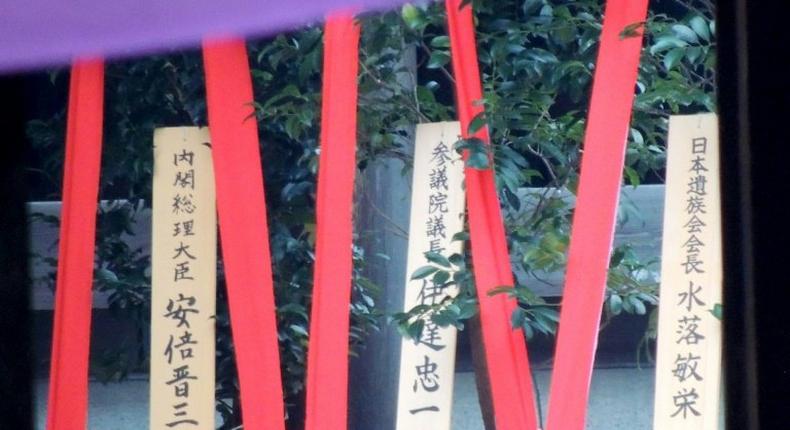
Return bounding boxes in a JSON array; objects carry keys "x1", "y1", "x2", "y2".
[
  {"x1": 545, "y1": 1, "x2": 648, "y2": 429},
  {"x1": 304, "y1": 13, "x2": 360, "y2": 430},
  {"x1": 444, "y1": 1, "x2": 538, "y2": 429},
  {"x1": 46, "y1": 59, "x2": 104, "y2": 430},
  {"x1": 202, "y1": 39, "x2": 286, "y2": 430}
]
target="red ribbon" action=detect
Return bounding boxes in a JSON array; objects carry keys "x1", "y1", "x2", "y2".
[
  {"x1": 304, "y1": 13, "x2": 360, "y2": 430},
  {"x1": 202, "y1": 39, "x2": 286, "y2": 430},
  {"x1": 445, "y1": 1, "x2": 539, "y2": 429},
  {"x1": 545, "y1": 1, "x2": 648, "y2": 429},
  {"x1": 46, "y1": 59, "x2": 104, "y2": 430}
]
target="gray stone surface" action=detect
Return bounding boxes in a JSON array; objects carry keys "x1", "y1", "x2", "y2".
[
  {"x1": 35, "y1": 376, "x2": 149, "y2": 429},
  {"x1": 35, "y1": 368, "x2": 659, "y2": 429},
  {"x1": 450, "y1": 368, "x2": 656, "y2": 430}
]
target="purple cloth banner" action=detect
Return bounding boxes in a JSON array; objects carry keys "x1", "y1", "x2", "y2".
[{"x1": 0, "y1": 0, "x2": 412, "y2": 74}]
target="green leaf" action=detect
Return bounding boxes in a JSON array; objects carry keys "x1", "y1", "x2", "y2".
[
  {"x1": 457, "y1": 301, "x2": 477, "y2": 319},
  {"x1": 649, "y1": 36, "x2": 687, "y2": 55},
  {"x1": 452, "y1": 232, "x2": 469, "y2": 242},
  {"x1": 290, "y1": 324, "x2": 308, "y2": 336},
  {"x1": 466, "y1": 151, "x2": 490, "y2": 169},
  {"x1": 630, "y1": 127, "x2": 645, "y2": 145},
  {"x1": 407, "y1": 319, "x2": 425, "y2": 340},
  {"x1": 487, "y1": 285, "x2": 514, "y2": 297},
  {"x1": 610, "y1": 247, "x2": 626, "y2": 267},
  {"x1": 468, "y1": 112, "x2": 487, "y2": 135},
  {"x1": 685, "y1": 46, "x2": 703, "y2": 64},
  {"x1": 513, "y1": 286, "x2": 545, "y2": 305},
  {"x1": 427, "y1": 51, "x2": 451, "y2": 69},
  {"x1": 689, "y1": 16, "x2": 711, "y2": 42},
  {"x1": 96, "y1": 268, "x2": 119, "y2": 283},
  {"x1": 619, "y1": 21, "x2": 645, "y2": 39},
  {"x1": 624, "y1": 165, "x2": 640, "y2": 187},
  {"x1": 522, "y1": 0, "x2": 542, "y2": 15},
  {"x1": 425, "y1": 251, "x2": 451, "y2": 268},
  {"x1": 504, "y1": 186, "x2": 521, "y2": 211},
  {"x1": 430, "y1": 35, "x2": 451, "y2": 48},
  {"x1": 609, "y1": 294, "x2": 623, "y2": 315},
  {"x1": 511, "y1": 309, "x2": 525, "y2": 329},
  {"x1": 663, "y1": 47, "x2": 685, "y2": 71},
  {"x1": 401, "y1": 4, "x2": 424, "y2": 30},
  {"x1": 629, "y1": 296, "x2": 647, "y2": 315},
  {"x1": 710, "y1": 303, "x2": 723, "y2": 320},
  {"x1": 411, "y1": 265, "x2": 439, "y2": 280},
  {"x1": 671, "y1": 24, "x2": 699, "y2": 44},
  {"x1": 506, "y1": 43, "x2": 526, "y2": 54},
  {"x1": 433, "y1": 270, "x2": 451, "y2": 285},
  {"x1": 416, "y1": 86, "x2": 438, "y2": 106},
  {"x1": 460, "y1": 138, "x2": 491, "y2": 170},
  {"x1": 448, "y1": 253, "x2": 465, "y2": 267}
]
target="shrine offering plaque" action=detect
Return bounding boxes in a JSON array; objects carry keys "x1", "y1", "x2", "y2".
[
  {"x1": 396, "y1": 122, "x2": 465, "y2": 430},
  {"x1": 150, "y1": 127, "x2": 217, "y2": 429},
  {"x1": 653, "y1": 113, "x2": 722, "y2": 429}
]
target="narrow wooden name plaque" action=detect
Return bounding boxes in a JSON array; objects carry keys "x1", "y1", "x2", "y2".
[
  {"x1": 150, "y1": 127, "x2": 217, "y2": 429},
  {"x1": 653, "y1": 113, "x2": 722, "y2": 429},
  {"x1": 396, "y1": 122, "x2": 465, "y2": 430}
]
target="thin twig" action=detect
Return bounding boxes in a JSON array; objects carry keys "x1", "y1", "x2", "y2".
[
  {"x1": 525, "y1": 144, "x2": 559, "y2": 185},
  {"x1": 419, "y1": 42, "x2": 456, "y2": 84}
]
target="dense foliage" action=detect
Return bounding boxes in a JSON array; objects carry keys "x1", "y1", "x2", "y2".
[
  {"x1": 26, "y1": 0, "x2": 715, "y2": 427},
  {"x1": 389, "y1": 0, "x2": 716, "y2": 358}
]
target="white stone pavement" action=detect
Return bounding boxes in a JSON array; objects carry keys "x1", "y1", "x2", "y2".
[{"x1": 35, "y1": 367, "x2": 662, "y2": 429}]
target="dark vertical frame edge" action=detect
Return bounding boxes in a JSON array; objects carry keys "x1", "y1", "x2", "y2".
[
  {"x1": 0, "y1": 74, "x2": 33, "y2": 429},
  {"x1": 716, "y1": 0, "x2": 790, "y2": 428}
]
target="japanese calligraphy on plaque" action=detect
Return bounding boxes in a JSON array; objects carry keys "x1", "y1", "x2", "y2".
[
  {"x1": 396, "y1": 122, "x2": 465, "y2": 430},
  {"x1": 151, "y1": 127, "x2": 216, "y2": 429},
  {"x1": 653, "y1": 114, "x2": 722, "y2": 429}
]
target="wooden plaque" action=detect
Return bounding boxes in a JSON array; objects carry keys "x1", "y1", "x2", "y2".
[
  {"x1": 653, "y1": 113, "x2": 722, "y2": 429},
  {"x1": 150, "y1": 127, "x2": 217, "y2": 429},
  {"x1": 396, "y1": 122, "x2": 465, "y2": 430}
]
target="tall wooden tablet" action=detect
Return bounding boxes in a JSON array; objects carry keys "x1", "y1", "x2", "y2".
[
  {"x1": 396, "y1": 121, "x2": 465, "y2": 430},
  {"x1": 151, "y1": 127, "x2": 216, "y2": 429},
  {"x1": 653, "y1": 113, "x2": 722, "y2": 429}
]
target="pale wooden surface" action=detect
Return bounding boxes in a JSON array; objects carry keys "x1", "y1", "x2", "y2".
[
  {"x1": 149, "y1": 127, "x2": 217, "y2": 429},
  {"x1": 652, "y1": 114, "x2": 722, "y2": 429},
  {"x1": 396, "y1": 122, "x2": 464, "y2": 430}
]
